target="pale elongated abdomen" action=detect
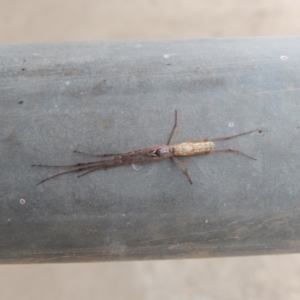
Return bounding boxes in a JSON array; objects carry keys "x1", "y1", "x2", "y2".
[{"x1": 172, "y1": 141, "x2": 215, "y2": 156}]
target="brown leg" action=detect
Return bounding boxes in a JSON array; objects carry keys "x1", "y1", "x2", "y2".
[
  {"x1": 73, "y1": 148, "x2": 147, "y2": 157},
  {"x1": 168, "y1": 110, "x2": 179, "y2": 145},
  {"x1": 73, "y1": 150, "x2": 124, "y2": 157},
  {"x1": 35, "y1": 165, "x2": 98, "y2": 186},
  {"x1": 209, "y1": 130, "x2": 257, "y2": 142},
  {"x1": 172, "y1": 157, "x2": 193, "y2": 184},
  {"x1": 210, "y1": 148, "x2": 257, "y2": 160}
]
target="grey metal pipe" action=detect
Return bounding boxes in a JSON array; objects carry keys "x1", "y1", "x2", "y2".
[{"x1": 1, "y1": 37, "x2": 300, "y2": 263}]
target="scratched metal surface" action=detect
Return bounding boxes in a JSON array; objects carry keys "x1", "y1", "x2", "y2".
[{"x1": 1, "y1": 37, "x2": 300, "y2": 263}]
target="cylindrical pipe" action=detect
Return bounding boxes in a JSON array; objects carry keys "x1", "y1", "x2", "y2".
[{"x1": 1, "y1": 37, "x2": 300, "y2": 263}]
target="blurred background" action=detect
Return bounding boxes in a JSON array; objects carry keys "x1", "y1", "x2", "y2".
[{"x1": 1, "y1": 0, "x2": 300, "y2": 299}]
